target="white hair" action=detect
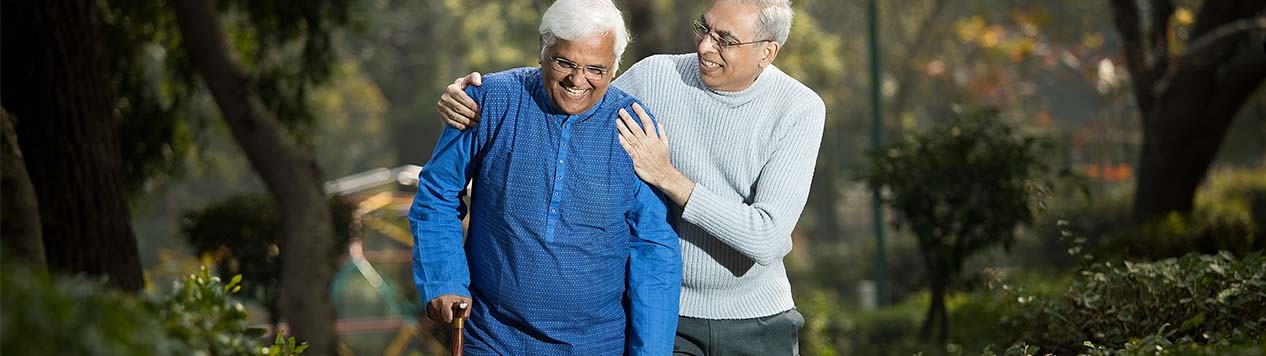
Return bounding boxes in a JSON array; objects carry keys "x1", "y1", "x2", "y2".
[
  {"x1": 725, "y1": 0, "x2": 794, "y2": 46},
  {"x1": 539, "y1": 0, "x2": 631, "y2": 71}
]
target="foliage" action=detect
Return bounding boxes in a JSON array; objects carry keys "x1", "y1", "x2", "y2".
[
  {"x1": 866, "y1": 107, "x2": 1050, "y2": 274},
  {"x1": 97, "y1": 0, "x2": 357, "y2": 194},
  {"x1": 993, "y1": 246, "x2": 1266, "y2": 355},
  {"x1": 181, "y1": 194, "x2": 355, "y2": 325},
  {"x1": 1112, "y1": 168, "x2": 1266, "y2": 259},
  {"x1": 1, "y1": 259, "x2": 170, "y2": 355},
  {"x1": 1, "y1": 258, "x2": 305, "y2": 355},
  {"x1": 865, "y1": 106, "x2": 1051, "y2": 341},
  {"x1": 1039, "y1": 167, "x2": 1266, "y2": 262}
]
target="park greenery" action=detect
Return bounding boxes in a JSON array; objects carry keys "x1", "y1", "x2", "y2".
[
  {"x1": 1, "y1": 0, "x2": 1263, "y2": 354},
  {"x1": 0, "y1": 259, "x2": 307, "y2": 355}
]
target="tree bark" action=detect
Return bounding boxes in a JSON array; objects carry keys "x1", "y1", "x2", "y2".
[
  {"x1": 0, "y1": 0, "x2": 144, "y2": 291},
  {"x1": 1109, "y1": 1, "x2": 1266, "y2": 222},
  {"x1": 170, "y1": 0, "x2": 340, "y2": 353},
  {"x1": 0, "y1": 108, "x2": 45, "y2": 269}
]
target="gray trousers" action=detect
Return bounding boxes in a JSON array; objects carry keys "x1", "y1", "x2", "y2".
[{"x1": 672, "y1": 309, "x2": 804, "y2": 356}]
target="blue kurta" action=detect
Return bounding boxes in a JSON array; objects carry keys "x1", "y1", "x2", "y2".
[{"x1": 409, "y1": 67, "x2": 681, "y2": 356}]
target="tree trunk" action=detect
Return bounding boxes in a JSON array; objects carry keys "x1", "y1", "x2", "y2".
[
  {"x1": 0, "y1": 0, "x2": 144, "y2": 291},
  {"x1": 919, "y1": 274, "x2": 949, "y2": 344},
  {"x1": 170, "y1": 0, "x2": 340, "y2": 353},
  {"x1": 0, "y1": 108, "x2": 45, "y2": 269},
  {"x1": 1109, "y1": 0, "x2": 1266, "y2": 222}
]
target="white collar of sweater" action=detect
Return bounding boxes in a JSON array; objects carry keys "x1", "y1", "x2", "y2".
[{"x1": 686, "y1": 53, "x2": 781, "y2": 108}]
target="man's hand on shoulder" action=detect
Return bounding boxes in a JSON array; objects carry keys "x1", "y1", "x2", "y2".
[
  {"x1": 616, "y1": 103, "x2": 695, "y2": 206},
  {"x1": 437, "y1": 72, "x2": 483, "y2": 130},
  {"x1": 426, "y1": 294, "x2": 473, "y2": 324}
]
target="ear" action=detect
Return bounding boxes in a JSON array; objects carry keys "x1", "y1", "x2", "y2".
[
  {"x1": 539, "y1": 35, "x2": 547, "y2": 65},
  {"x1": 759, "y1": 42, "x2": 780, "y2": 68}
]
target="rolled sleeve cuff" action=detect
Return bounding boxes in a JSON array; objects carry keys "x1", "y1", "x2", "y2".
[{"x1": 419, "y1": 282, "x2": 470, "y2": 304}]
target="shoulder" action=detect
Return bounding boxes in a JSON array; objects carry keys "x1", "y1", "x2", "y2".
[
  {"x1": 764, "y1": 65, "x2": 826, "y2": 119},
  {"x1": 468, "y1": 67, "x2": 540, "y2": 99}
]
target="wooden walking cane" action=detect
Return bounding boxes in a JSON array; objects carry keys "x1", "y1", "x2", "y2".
[{"x1": 451, "y1": 302, "x2": 469, "y2": 356}]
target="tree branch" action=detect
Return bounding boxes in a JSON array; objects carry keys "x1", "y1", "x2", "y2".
[
  {"x1": 887, "y1": 0, "x2": 948, "y2": 115},
  {"x1": 1182, "y1": 17, "x2": 1266, "y2": 62},
  {"x1": 1156, "y1": 17, "x2": 1266, "y2": 95},
  {"x1": 1207, "y1": 49, "x2": 1266, "y2": 123},
  {"x1": 1109, "y1": 0, "x2": 1156, "y2": 117},
  {"x1": 1191, "y1": 1, "x2": 1265, "y2": 39},
  {"x1": 1149, "y1": 0, "x2": 1174, "y2": 76}
]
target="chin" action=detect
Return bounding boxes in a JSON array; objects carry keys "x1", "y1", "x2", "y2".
[{"x1": 558, "y1": 101, "x2": 594, "y2": 114}]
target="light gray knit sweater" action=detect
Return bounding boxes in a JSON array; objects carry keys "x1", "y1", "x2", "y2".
[{"x1": 613, "y1": 53, "x2": 825, "y2": 319}]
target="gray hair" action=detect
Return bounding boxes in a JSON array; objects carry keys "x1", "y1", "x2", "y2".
[
  {"x1": 725, "y1": 0, "x2": 794, "y2": 46},
  {"x1": 539, "y1": 0, "x2": 631, "y2": 71}
]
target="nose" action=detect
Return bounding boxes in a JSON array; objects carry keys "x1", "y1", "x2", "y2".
[
  {"x1": 561, "y1": 71, "x2": 590, "y2": 88},
  {"x1": 696, "y1": 34, "x2": 719, "y2": 55}
]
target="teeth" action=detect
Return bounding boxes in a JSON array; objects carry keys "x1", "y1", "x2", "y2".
[
  {"x1": 562, "y1": 86, "x2": 588, "y2": 98},
  {"x1": 701, "y1": 60, "x2": 722, "y2": 69}
]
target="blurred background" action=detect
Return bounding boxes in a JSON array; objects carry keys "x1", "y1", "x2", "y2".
[{"x1": 2, "y1": 0, "x2": 1264, "y2": 355}]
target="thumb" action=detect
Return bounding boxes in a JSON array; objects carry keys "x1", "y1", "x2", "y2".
[{"x1": 471, "y1": 72, "x2": 483, "y2": 86}]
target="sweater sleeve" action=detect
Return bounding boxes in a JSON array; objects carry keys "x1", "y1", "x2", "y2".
[{"x1": 679, "y1": 97, "x2": 826, "y2": 265}]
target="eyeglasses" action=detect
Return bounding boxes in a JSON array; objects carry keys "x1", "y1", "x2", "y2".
[
  {"x1": 693, "y1": 18, "x2": 773, "y2": 50},
  {"x1": 546, "y1": 56, "x2": 609, "y2": 81}
]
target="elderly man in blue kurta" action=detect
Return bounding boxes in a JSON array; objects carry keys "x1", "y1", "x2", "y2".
[{"x1": 408, "y1": 0, "x2": 681, "y2": 355}]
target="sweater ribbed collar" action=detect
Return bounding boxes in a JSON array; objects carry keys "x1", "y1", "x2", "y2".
[{"x1": 686, "y1": 53, "x2": 777, "y2": 108}]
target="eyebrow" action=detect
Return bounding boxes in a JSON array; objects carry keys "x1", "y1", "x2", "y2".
[{"x1": 699, "y1": 15, "x2": 740, "y2": 41}]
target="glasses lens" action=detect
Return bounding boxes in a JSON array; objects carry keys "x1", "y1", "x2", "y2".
[{"x1": 584, "y1": 68, "x2": 604, "y2": 80}]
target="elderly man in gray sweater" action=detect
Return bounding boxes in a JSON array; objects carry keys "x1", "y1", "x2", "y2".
[{"x1": 435, "y1": 1, "x2": 824, "y2": 355}]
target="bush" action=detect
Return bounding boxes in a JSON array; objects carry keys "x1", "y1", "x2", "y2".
[
  {"x1": 994, "y1": 251, "x2": 1266, "y2": 354},
  {"x1": 0, "y1": 258, "x2": 307, "y2": 355}
]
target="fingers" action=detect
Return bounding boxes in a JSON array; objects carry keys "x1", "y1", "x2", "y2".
[
  {"x1": 657, "y1": 117, "x2": 668, "y2": 146},
  {"x1": 616, "y1": 109, "x2": 634, "y2": 138},
  {"x1": 617, "y1": 131, "x2": 636, "y2": 158},
  {"x1": 619, "y1": 107, "x2": 646, "y2": 139},
  {"x1": 443, "y1": 81, "x2": 481, "y2": 125},
  {"x1": 440, "y1": 92, "x2": 479, "y2": 122},
  {"x1": 631, "y1": 103, "x2": 657, "y2": 140},
  {"x1": 428, "y1": 296, "x2": 474, "y2": 324},
  {"x1": 437, "y1": 105, "x2": 468, "y2": 130},
  {"x1": 468, "y1": 72, "x2": 483, "y2": 86},
  {"x1": 442, "y1": 302, "x2": 454, "y2": 323}
]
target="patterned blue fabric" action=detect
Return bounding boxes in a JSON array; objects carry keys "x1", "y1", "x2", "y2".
[{"x1": 410, "y1": 67, "x2": 681, "y2": 356}]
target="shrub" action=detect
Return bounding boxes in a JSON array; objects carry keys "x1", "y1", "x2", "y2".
[
  {"x1": 994, "y1": 251, "x2": 1266, "y2": 354},
  {"x1": 0, "y1": 258, "x2": 306, "y2": 355}
]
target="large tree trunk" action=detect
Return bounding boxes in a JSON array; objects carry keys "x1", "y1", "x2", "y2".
[
  {"x1": 1, "y1": 108, "x2": 45, "y2": 269},
  {"x1": 170, "y1": 0, "x2": 340, "y2": 353},
  {"x1": 1, "y1": 0, "x2": 144, "y2": 291},
  {"x1": 1109, "y1": 0, "x2": 1266, "y2": 222}
]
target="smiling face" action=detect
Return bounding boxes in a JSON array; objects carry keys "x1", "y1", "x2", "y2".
[
  {"x1": 540, "y1": 32, "x2": 617, "y2": 114},
  {"x1": 696, "y1": 1, "x2": 779, "y2": 92}
]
